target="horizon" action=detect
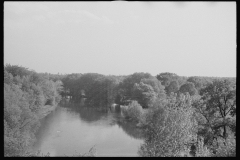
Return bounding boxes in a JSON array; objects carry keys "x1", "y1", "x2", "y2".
[
  {"x1": 4, "y1": 62, "x2": 236, "y2": 78},
  {"x1": 4, "y1": 2, "x2": 236, "y2": 77}
]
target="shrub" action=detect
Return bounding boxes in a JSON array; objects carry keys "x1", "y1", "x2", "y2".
[{"x1": 121, "y1": 100, "x2": 143, "y2": 122}]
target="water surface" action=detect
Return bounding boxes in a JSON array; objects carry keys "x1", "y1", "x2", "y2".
[{"x1": 33, "y1": 101, "x2": 143, "y2": 157}]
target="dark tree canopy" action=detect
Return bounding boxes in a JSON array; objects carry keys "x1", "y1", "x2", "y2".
[
  {"x1": 165, "y1": 80, "x2": 179, "y2": 95},
  {"x1": 156, "y1": 72, "x2": 178, "y2": 86},
  {"x1": 132, "y1": 82, "x2": 157, "y2": 108},
  {"x1": 179, "y1": 82, "x2": 198, "y2": 96},
  {"x1": 115, "y1": 72, "x2": 153, "y2": 103},
  {"x1": 187, "y1": 77, "x2": 203, "y2": 90},
  {"x1": 141, "y1": 77, "x2": 165, "y2": 98}
]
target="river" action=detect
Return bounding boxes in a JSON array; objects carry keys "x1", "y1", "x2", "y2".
[{"x1": 33, "y1": 100, "x2": 144, "y2": 157}]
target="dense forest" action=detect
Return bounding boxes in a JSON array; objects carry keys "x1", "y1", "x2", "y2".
[{"x1": 4, "y1": 64, "x2": 236, "y2": 157}]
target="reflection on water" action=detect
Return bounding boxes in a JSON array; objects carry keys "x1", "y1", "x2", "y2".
[
  {"x1": 33, "y1": 100, "x2": 144, "y2": 157},
  {"x1": 117, "y1": 120, "x2": 144, "y2": 140}
]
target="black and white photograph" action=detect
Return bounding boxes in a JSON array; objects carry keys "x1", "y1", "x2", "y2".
[{"x1": 4, "y1": 1, "x2": 236, "y2": 157}]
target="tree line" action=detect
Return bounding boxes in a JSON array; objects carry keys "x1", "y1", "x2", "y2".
[
  {"x1": 4, "y1": 64, "x2": 63, "y2": 156},
  {"x1": 4, "y1": 64, "x2": 236, "y2": 157}
]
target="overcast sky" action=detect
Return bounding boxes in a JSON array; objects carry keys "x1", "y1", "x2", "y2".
[{"x1": 4, "y1": 2, "x2": 236, "y2": 77}]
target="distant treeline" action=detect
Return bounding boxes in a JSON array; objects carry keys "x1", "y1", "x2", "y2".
[{"x1": 58, "y1": 71, "x2": 235, "y2": 108}]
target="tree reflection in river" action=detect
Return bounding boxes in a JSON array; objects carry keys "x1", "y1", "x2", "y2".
[
  {"x1": 116, "y1": 120, "x2": 144, "y2": 140},
  {"x1": 62, "y1": 99, "x2": 144, "y2": 140},
  {"x1": 61, "y1": 100, "x2": 110, "y2": 124}
]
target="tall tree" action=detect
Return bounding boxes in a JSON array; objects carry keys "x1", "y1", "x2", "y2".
[
  {"x1": 139, "y1": 94, "x2": 198, "y2": 157},
  {"x1": 196, "y1": 80, "x2": 236, "y2": 140}
]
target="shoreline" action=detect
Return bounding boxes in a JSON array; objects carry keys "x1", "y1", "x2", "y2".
[{"x1": 37, "y1": 104, "x2": 58, "y2": 119}]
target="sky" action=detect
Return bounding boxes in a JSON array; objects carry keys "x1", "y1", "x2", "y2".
[{"x1": 4, "y1": 1, "x2": 236, "y2": 77}]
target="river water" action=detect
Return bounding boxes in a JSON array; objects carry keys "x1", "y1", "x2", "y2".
[{"x1": 33, "y1": 100, "x2": 144, "y2": 157}]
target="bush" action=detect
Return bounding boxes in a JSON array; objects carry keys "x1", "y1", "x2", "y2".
[{"x1": 121, "y1": 100, "x2": 144, "y2": 122}]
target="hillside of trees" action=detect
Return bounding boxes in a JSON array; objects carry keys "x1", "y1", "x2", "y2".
[
  {"x1": 4, "y1": 64, "x2": 236, "y2": 157},
  {"x1": 4, "y1": 64, "x2": 63, "y2": 156}
]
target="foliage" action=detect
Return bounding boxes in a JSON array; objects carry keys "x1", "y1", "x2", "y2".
[
  {"x1": 87, "y1": 76, "x2": 120, "y2": 105},
  {"x1": 138, "y1": 94, "x2": 198, "y2": 157},
  {"x1": 132, "y1": 82, "x2": 157, "y2": 108},
  {"x1": 156, "y1": 72, "x2": 178, "y2": 86},
  {"x1": 213, "y1": 133, "x2": 236, "y2": 157},
  {"x1": 187, "y1": 76, "x2": 204, "y2": 91},
  {"x1": 115, "y1": 74, "x2": 165, "y2": 107},
  {"x1": 194, "y1": 137, "x2": 212, "y2": 157},
  {"x1": 4, "y1": 65, "x2": 63, "y2": 157},
  {"x1": 190, "y1": 79, "x2": 236, "y2": 157},
  {"x1": 61, "y1": 73, "x2": 122, "y2": 106},
  {"x1": 116, "y1": 72, "x2": 152, "y2": 101},
  {"x1": 4, "y1": 83, "x2": 40, "y2": 156},
  {"x1": 60, "y1": 73, "x2": 82, "y2": 98},
  {"x1": 140, "y1": 77, "x2": 166, "y2": 98},
  {"x1": 5, "y1": 63, "x2": 236, "y2": 157},
  {"x1": 5, "y1": 64, "x2": 32, "y2": 77},
  {"x1": 196, "y1": 79, "x2": 236, "y2": 140},
  {"x1": 121, "y1": 100, "x2": 144, "y2": 122},
  {"x1": 165, "y1": 80, "x2": 179, "y2": 95},
  {"x1": 60, "y1": 72, "x2": 165, "y2": 108},
  {"x1": 156, "y1": 72, "x2": 187, "y2": 87},
  {"x1": 179, "y1": 82, "x2": 198, "y2": 96}
]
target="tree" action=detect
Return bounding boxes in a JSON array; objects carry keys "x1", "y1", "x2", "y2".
[
  {"x1": 187, "y1": 77, "x2": 203, "y2": 91},
  {"x1": 165, "y1": 80, "x2": 179, "y2": 95},
  {"x1": 179, "y1": 82, "x2": 197, "y2": 96},
  {"x1": 5, "y1": 64, "x2": 32, "y2": 78},
  {"x1": 156, "y1": 72, "x2": 187, "y2": 87},
  {"x1": 132, "y1": 82, "x2": 157, "y2": 108},
  {"x1": 141, "y1": 77, "x2": 166, "y2": 98},
  {"x1": 116, "y1": 72, "x2": 152, "y2": 104},
  {"x1": 121, "y1": 100, "x2": 144, "y2": 122},
  {"x1": 138, "y1": 94, "x2": 198, "y2": 157},
  {"x1": 156, "y1": 72, "x2": 178, "y2": 86},
  {"x1": 4, "y1": 69, "x2": 14, "y2": 85},
  {"x1": 61, "y1": 73, "x2": 82, "y2": 99},
  {"x1": 4, "y1": 64, "x2": 63, "y2": 156},
  {"x1": 88, "y1": 76, "x2": 119, "y2": 106},
  {"x1": 4, "y1": 83, "x2": 39, "y2": 156},
  {"x1": 197, "y1": 79, "x2": 236, "y2": 140}
]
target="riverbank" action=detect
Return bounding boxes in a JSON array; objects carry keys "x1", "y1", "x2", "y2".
[{"x1": 37, "y1": 104, "x2": 58, "y2": 119}]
